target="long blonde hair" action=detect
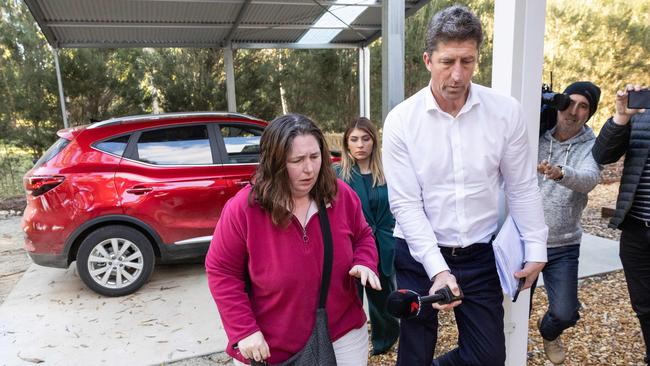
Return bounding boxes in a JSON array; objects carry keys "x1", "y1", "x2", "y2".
[{"x1": 339, "y1": 117, "x2": 385, "y2": 187}]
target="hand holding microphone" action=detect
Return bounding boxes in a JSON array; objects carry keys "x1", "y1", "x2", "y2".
[{"x1": 386, "y1": 286, "x2": 464, "y2": 319}]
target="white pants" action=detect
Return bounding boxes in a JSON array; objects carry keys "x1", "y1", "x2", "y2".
[{"x1": 233, "y1": 325, "x2": 369, "y2": 366}]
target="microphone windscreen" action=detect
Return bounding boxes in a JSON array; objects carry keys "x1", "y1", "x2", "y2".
[{"x1": 386, "y1": 289, "x2": 420, "y2": 319}]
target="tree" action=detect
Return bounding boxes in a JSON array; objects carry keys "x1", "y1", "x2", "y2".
[
  {"x1": 61, "y1": 48, "x2": 152, "y2": 123},
  {"x1": 2, "y1": 0, "x2": 649, "y2": 154},
  {"x1": 150, "y1": 48, "x2": 227, "y2": 113},
  {"x1": 0, "y1": 0, "x2": 61, "y2": 156},
  {"x1": 543, "y1": 0, "x2": 650, "y2": 130},
  {"x1": 369, "y1": 0, "x2": 495, "y2": 128},
  {"x1": 280, "y1": 49, "x2": 359, "y2": 131}
]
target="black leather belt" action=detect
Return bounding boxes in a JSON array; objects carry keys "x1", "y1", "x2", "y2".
[{"x1": 439, "y1": 243, "x2": 490, "y2": 257}]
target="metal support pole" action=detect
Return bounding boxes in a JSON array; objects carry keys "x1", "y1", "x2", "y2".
[
  {"x1": 52, "y1": 48, "x2": 69, "y2": 128},
  {"x1": 358, "y1": 46, "x2": 370, "y2": 118},
  {"x1": 224, "y1": 47, "x2": 237, "y2": 112},
  {"x1": 381, "y1": 0, "x2": 404, "y2": 122},
  {"x1": 491, "y1": 1, "x2": 547, "y2": 365}
]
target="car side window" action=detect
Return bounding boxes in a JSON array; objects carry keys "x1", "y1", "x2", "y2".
[
  {"x1": 219, "y1": 125, "x2": 263, "y2": 164},
  {"x1": 136, "y1": 125, "x2": 213, "y2": 165},
  {"x1": 94, "y1": 134, "x2": 130, "y2": 156}
]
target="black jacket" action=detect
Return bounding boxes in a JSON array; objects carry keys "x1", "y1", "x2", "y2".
[{"x1": 592, "y1": 110, "x2": 650, "y2": 228}]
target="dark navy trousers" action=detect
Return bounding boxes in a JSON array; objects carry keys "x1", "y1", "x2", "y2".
[{"x1": 394, "y1": 238, "x2": 506, "y2": 366}]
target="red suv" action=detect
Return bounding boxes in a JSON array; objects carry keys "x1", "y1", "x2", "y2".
[{"x1": 23, "y1": 112, "x2": 267, "y2": 296}]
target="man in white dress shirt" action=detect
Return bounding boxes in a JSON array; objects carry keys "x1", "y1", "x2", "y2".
[{"x1": 382, "y1": 5, "x2": 548, "y2": 366}]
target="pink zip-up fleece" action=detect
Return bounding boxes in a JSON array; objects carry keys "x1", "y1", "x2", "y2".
[{"x1": 205, "y1": 180, "x2": 379, "y2": 364}]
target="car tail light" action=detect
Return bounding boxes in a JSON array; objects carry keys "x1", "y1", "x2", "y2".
[{"x1": 25, "y1": 175, "x2": 65, "y2": 196}]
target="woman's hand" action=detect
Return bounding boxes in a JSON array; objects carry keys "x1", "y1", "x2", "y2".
[
  {"x1": 349, "y1": 264, "x2": 382, "y2": 290},
  {"x1": 237, "y1": 331, "x2": 270, "y2": 363}
]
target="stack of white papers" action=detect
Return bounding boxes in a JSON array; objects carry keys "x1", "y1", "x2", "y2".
[{"x1": 492, "y1": 215, "x2": 525, "y2": 301}]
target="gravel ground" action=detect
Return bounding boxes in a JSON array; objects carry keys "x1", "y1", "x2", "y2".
[{"x1": 580, "y1": 182, "x2": 621, "y2": 241}]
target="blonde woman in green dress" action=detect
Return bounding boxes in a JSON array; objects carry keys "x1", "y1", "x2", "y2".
[{"x1": 335, "y1": 117, "x2": 399, "y2": 355}]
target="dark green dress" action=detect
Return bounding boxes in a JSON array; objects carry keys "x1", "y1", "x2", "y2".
[{"x1": 335, "y1": 164, "x2": 399, "y2": 355}]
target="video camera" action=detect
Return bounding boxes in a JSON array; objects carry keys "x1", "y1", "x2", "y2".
[
  {"x1": 541, "y1": 84, "x2": 571, "y2": 111},
  {"x1": 539, "y1": 84, "x2": 571, "y2": 136}
]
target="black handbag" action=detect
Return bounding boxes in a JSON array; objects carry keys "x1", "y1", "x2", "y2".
[{"x1": 250, "y1": 201, "x2": 337, "y2": 366}]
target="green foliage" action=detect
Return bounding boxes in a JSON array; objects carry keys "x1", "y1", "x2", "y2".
[
  {"x1": 1, "y1": 0, "x2": 649, "y2": 159},
  {"x1": 280, "y1": 49, "x2": 359, "y2": 131},
  {"x1": 1, "y1": 0, "x2": 60, "y2": 157},
  {"x1": 151, "y1": 48, "x2": 227, "y2": 112},
  {"x1": 62, "y1": 48, "x2": 152, "y2": 123},
  {"x1": 544, "y1": 0, "x2": 650, "y2": 130},
  {"x1": 369, "y1": 0, "x2": 495, "y2": 127},
  {"x1": 1, "y1": 2, "x2": 152, "y2": 156},
  {"x1": 235, "y1": 49, "x2": 283, "y2": 121},
  {"x1": 0, "y1": 143, "x2": 33, "y2": 199}
]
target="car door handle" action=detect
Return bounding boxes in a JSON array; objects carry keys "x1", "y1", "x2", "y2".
[
  {"x1": 234, "y1": 180, "x2": 250, "y2": 187},
  {"x1": 126, "y1": 186, "x2": 153, "y2": 195}
]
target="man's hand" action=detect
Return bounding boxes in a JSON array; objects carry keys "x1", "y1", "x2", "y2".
[
  {"x1": 238, "y1": 331, "x2": 270, "y2": 363},
  {"x1": 537, "y1": 160, "x2": 563, "y2": 181},
  {"x1": 349, "y1": 265, "x2": 382, "y2": 290},
  {"x1": 429, "y1": 270, "x2": 462, "y2": 310},
  {"x1": 537, "y1": 160, "x2": 551, "y2": 175},
  {"x1": 514, "y1": 262, "x2": 545, "y2": 290},
  {"x1": 613, "y1": 84, "x2": 647, "y2": 126}
]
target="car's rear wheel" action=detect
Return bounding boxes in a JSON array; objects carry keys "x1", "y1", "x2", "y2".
[{"x1": 76, "y1": 225, "x2": 155, "y2": 296}]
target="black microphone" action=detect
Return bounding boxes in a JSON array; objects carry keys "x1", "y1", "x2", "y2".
[{"x1": 386, "y1": 287, "x2": 464, "y2": 319}]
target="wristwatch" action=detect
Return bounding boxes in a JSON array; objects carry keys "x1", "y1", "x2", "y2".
[{"x1": 554, "y1": 165, "x2": 565, "y2": 181}]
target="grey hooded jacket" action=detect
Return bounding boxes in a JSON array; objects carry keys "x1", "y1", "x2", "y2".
[{"x1": 537, "y1": 125, "x2": 602, "y2": 248}]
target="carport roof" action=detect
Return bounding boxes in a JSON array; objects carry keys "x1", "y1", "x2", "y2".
[{"x1": 25, "y1": 0, "x2": 429, "y2": 49}]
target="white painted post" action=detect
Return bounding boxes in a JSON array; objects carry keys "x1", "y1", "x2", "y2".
[
  {"x1": 52, "y1": 48, "x2": 69, "y2": 128},
  {"x1": 491, "y1": 1, "x2": 547, "y2": 365},
  {"x1": 358, "y1": 46, "x2": 370, "y2": 118},
  {"x1": 224, "y1": 47, "x2": 237, "y2": 112},
  {"x1": 381, "y1": 0, "x2": 404, "y2": 121}
]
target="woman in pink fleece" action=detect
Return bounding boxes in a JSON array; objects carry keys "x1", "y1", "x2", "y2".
[{"x1": 206, "y1": 114, "x2": 381, "y2": 366}]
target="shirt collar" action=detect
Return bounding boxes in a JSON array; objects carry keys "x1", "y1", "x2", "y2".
[{"x1": 424, "y1": 81, "x2": 481, "y2": 115}]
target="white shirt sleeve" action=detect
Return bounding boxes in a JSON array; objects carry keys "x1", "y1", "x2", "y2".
[
  {"x1": 500, "y1": 104, "x2": 549, "y2": 263},
  {"x1": 382, "y1": 109, "x2": 450, "y2": 279}
]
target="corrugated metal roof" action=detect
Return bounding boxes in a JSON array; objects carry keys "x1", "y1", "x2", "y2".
[{"x1": 25, "y1": 0, "x2": 430, "y2": 49}]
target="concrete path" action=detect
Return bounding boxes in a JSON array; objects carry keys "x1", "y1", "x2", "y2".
[
  {"x1": 0, "y1": 262, "x2": 225, "y2": 366},
  {"x1": 537, "y1": 233, "x2": 621, "y2": 286}
]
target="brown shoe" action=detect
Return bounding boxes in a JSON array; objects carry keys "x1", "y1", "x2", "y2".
[
  {"x1": 538, "y1": 318, "x2": 566, "y2": 364},
  {"x1": 542, "y1": 336, "x2": 566, "y2": 364}
]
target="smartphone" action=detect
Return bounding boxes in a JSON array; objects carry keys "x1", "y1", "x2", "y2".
[
  {"x1": 628, "y1": 89, "x2": 650, "y2": 109},
  {"x1": 512, "y1": 278, "x2": 525, "y2": 302}
]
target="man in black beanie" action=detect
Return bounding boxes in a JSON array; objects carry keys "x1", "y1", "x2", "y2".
[
  {"x1": 563, "y1": 81, "x2": 601, "y2": 120},
  {"x1": 533, "y1": 81, "x2": 603, "y2": 364},
  {"x1": 540, "y1": 81, "x2": 602, "y2": 136}
]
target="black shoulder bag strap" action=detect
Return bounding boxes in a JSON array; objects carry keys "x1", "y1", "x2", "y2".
[{"x1": 317, "y1": 199, "x2": 333, "y2": 309}]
